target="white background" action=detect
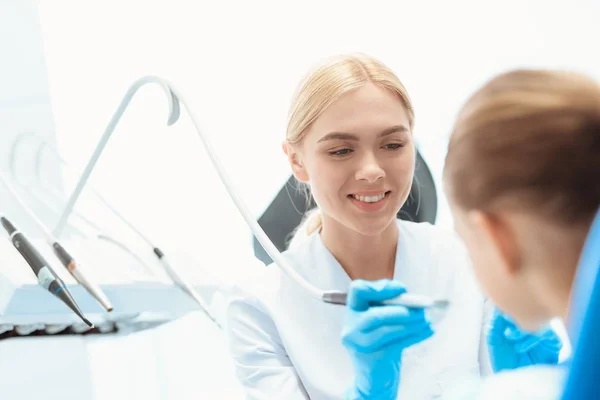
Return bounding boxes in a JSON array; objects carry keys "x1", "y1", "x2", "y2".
[{"x1": 36, "y1": 0, "x2": 600, "y2": 269}]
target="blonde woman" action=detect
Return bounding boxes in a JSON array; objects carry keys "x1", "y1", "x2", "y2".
[
  {"x1": 224, "y1": 54, "x2": 560, "y2": 399},
  {"x1": 340, "y1": 68, "x2": 599, "y2": 399}
]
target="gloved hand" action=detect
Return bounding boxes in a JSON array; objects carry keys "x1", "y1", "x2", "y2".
[
  {"x1": 341, "y1": 279, "x2": 435, "y2": 400},
  {"x1": 487, "y1": 307, "x2": 562, "y2": 372}
]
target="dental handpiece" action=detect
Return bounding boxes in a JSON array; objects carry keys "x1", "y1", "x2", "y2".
[
  {"x1": 51, "y1": 241, "x2": 113, "y2": 312},
  {"x1": 0, "y1": 172, "x2": 113, "y2": 312},
  {"x1": 322, "y1": 291, "x2": 450, "y2": 309},
  {"x1": 0, "y1": 216, "x2": 93, "y2": 327},
  {"x1": 152, "y1": 247, "x2": 216, "y2": 323}
]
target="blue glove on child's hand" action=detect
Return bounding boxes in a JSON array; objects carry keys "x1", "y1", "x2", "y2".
[
  {"x1": 341, "y1": 279, "x2": 435, "y2": 399},
  {"x1": 487, "y1": 308, "x2": 562, "y2": 372}
]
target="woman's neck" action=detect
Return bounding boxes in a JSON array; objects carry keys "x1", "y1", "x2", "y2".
[{"x1": 319, "y1": 217, "x2": 399, "y2": 281}]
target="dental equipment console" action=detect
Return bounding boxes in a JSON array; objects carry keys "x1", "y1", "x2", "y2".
[
  {"x1": 0, "y1": 224, "x2": 220, "y2": 339},
  {"x1": 0, "y1": 76, "x2": 448, "y2": 339}
]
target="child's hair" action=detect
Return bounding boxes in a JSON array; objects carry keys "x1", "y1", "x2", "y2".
[{"x1": 444, "y1": 69, "x2": 600, "y2": 226}]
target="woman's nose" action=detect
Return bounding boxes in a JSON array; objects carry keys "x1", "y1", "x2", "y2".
[{"x1": 355, "y1": 154, "x2": 385, "y2": 183}]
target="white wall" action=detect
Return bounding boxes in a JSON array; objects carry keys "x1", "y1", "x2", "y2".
[
  {"x1": 0, "y1": 0, "x2": 63, "y2": 238},
  {"x1": 36, "y1": 0, "x2": 600, "y2": 269}
]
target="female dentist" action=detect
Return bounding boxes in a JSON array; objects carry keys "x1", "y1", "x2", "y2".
[
  {"x1": 224, "y1": 54, "x2": 560, "y2": 400},
  {"x1": 341, "y1": 68, "x2": 600, "y2": 399}
]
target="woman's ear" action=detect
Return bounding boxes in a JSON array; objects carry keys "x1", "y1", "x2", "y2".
[
  {"x1": 282, "y1": 141, "x2": 309, "y2": 182},
  {"x1": 468, "y1": 210, "x2": 522, "y2": 276}
]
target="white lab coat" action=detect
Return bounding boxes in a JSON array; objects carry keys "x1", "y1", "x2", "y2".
[{"x1": 224, "y1": 219, "x2": 492, "y2": 400}]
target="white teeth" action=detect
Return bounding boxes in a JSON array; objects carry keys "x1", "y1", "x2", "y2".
[{"x1": 352, "y1": 193, "x2": 386, "y2": 203}]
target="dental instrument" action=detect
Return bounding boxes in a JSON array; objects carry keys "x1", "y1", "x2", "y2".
[
  {"x1": 321, "y1": 292, "x2": 450, "y2": 309},
  {"x1": 0, "y1": 172, "x2": 113, "y2": 312},
  {"x1": 0, "y1": 215, "x2": 93, "y2": 327}
]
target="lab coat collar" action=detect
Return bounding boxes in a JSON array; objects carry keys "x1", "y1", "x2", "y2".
[{"x1": 309, "y1": 221, "x2": 405, "y2": 291}]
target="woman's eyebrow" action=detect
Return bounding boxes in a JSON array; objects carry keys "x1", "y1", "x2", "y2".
[{"x1": 317, "y1": 125, "x2": 409, "y2": 143}]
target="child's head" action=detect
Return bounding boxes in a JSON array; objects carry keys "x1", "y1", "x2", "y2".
[{"x1": 443, "y1": 69, "x2": 600, "y2": 330}]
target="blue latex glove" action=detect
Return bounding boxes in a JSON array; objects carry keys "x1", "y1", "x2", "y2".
[
  {"x1": 487, "y1": 308, "x2": 562, "y2": 372},
  {"x1": 341, "y1": 279, "x2": 435, "y2": 400}
]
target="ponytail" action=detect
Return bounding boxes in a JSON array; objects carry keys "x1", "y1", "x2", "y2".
[{"x1": 287, "y1": 208, "x2": 323, "y2": 249}]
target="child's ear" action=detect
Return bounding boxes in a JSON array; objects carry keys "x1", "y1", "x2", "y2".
[{"x1": 468, "y1": 210, "x2": 522, "y2": 276}]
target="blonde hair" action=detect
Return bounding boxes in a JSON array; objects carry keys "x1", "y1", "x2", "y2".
[
  {"x1": 286, "y1": 53, "x2": 415, "y2": 241},
  {"x1": 444, "y1": 69, "x2": 600, "y2": 226}
]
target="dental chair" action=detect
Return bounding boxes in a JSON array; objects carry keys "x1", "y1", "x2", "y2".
[
  {"x1": 252, "y1": 149, "x2": 438, "y2": 265},
  {"x1": 561, "y1": 208, "x2": 600, "y2": 400}
]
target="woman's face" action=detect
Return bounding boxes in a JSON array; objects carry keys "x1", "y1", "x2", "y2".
[{"x1": 285, "y1": 82, "x2": 415, "y2": 236}]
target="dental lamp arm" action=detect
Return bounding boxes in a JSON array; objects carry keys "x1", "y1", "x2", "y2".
[
  {"x1": 54, "y1": 75, "x2": 323, "y2": 303},
  {"x1": 165, "y1": 80, "x2": 323, "y2": 300},
  {"x1": 53, "y1": 76, "x2": 180, "y2": 238},
  {"x1": 51, "y1": 76, "x2": 221, "y2": 323},
  {"x1": 35, "y1": 136, "x2": 157, "y2": 248}
]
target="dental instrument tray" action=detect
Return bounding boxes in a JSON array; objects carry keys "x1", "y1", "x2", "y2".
[{"x1": 0, "y1": 237, "x2": 221, "y2": 338}]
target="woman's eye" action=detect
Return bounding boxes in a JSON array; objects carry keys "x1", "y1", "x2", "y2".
[
  {"x1": 329, "y1": 148, "x2": 352, "y2": 156},
  {"x1": 384, "y1": 143, "x2": 404, "y2": 150}
]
